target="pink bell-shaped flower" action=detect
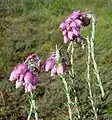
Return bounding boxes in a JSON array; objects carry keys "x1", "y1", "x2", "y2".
[
  {"x1": 16, "y1": 63, "x2": 29, "y2": 74},
  {"x1": 68, "y1": 31, "x2": 74, "y2": 40},
  {"x1": 70, "y1": 21, "x2": 77, "y2": 28},
  {"x1": 25, "y1": 83, "x2": 33, "y2": 93},
  {"x1": 64, "y1": 35, "x2": 69, "y2": 43},
  {"x1": 16, "y1": 80, "x2": 23, "y2": 89},
  {"x1": 51, "y1": 65, "x2": 57, "y2": 76},
  {"x1": 9, "y1": 69, "x2": 19, "y2": 81},
  {"x1": 66, "y1": 18, "x2": 72, "y2": 24},
  {"x1": 75, "y1": 19, "x2": 82, "y2": 27},
  {"x1": 72, "y1": 27, "x2": 80, "y2": 36},
  {"x1": 44, "y1": 59, "x2": 55, "y2": 72},
  {"x1": 31, "y1": 74, "x2": 39, "y2": 86},
  {"x1": 24, "y1": 71, "x2": 33, "y2": 84},
  {"x1": 71, "y1": 10, "x2": 81, "y2": 19},
  {"x1": 59, "y1": 22, "x2": 66, "y2": 31},
  {"x1": 66, "y1": 24, "x2": 71, "y2": 31},
  {"x1": 19, "y1": 74, "x2": 24, "y2": 81},
  {"x1": 57, "y1": 63, "x2": 64, "y2": 75}
]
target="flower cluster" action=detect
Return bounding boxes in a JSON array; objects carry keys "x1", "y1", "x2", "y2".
[
  {"x1": 59, "y1": 10, "x2": 90, "y2": 43},
  {"x1": 44, "y1": 53, "x2": 66, "y2": 76},
  {"x1": 9, "y1": 54, "x2": 42, "y2": 92}
]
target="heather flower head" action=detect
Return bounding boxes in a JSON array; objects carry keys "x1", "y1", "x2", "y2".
[
  {"x1": 9, "y1": 54, "x2": 41, "y2": 92},
  {"x1": 59, "y1": 10, "x2": 91, "y2": 43},
  {"x1": 44, "y1": 48, "x2": 66, "y2": 76}
]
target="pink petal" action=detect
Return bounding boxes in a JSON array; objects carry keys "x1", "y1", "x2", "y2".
[
  {"x1": 66, "y1": 24, "x2": 71, "y2": 31},
  {"x1": 65, "y1": 18, "x2": 72, "y2": 24},
  {"x1": 72, "y1": 27, "x2": 80, "y2": 36},
  {"x1": 57, "y1": 64, "x2": 64, "y2": 75},
  {"x1": 24, "y1": 71, "x2": 33, "y2": 84},
  {"x1": 75, "y1": 19, "x2": 82, "y2": 27},
  {"x1": 71, "y1": 10, "x2": 81, "y2": 19},
  {"x1": 9, "y1": 69, "x2": 19, "y2": 81},
  {"x1": 68, "y1": 31, "x2": 74, "y2": 40},
  {"x1": 44, "y1": 59, "x2": 55, "y2": 72},
  {"x1": 16, "y1": 64, "x2": 29, "y2": 74},
  {"x1": 59, "y1": 22, "x2": 66, "y2": 31},
  {"x1": 64, "y1": 35, "x2": 69, "y2": 43},
  {"x1": 51, "y1": 65, "x2": 57, "y2": 76},
  {"x1": 19, "y1": 74, "x2": 24, "y2": 81},
  {"x1": 31, "y1": 74, "x2": 39, "y2": 85},
  {"x1": 25, "y1": 83, "x2": 33, "y2": 92},
  {"x1": 70, "y1": 21, "x2": 77, "y2": 28},
  {"x1": 16, "y1": 80, "x2": 23, "y2": 89}
]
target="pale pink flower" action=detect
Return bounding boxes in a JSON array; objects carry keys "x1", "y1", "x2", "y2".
[
  {"x1": 71, "y1": 10, "x2": 81, "y2": 19},
  {"x1": 9, "y1": 69, "x2": 19, "y2": 81},
  {"x1": 57, "y1": 63, "x2": 65, "y2": 75},
  {"x1": 72, "y1": 27, "x2": 80, "y2": 36},
  {"x1": 68, "y1": 31, "x2": 74, "y2": 40},
  {"x1": 19, "y1": 74, "x2": 24, "y2": 81},
  {"x1": 75, "y1": 19, "x2": 82, "y2": 27},
  {"x1": 51, "y1": 65, "x2": 57, "y2": 76},
  {"x1": 70, "y1": 21, "x2": 77, "y2": 28},
  {"x1": 16, "y1": 63, "x2": 29, "y2": 74},
  {"x1": 25, "y1": 83, "x2": 33, "y2": 93},
  {"x1": 64, "y1": 35, "x2": 69, "y2": 43},
  {"x1": 31, "y1": 74, "x2": 39, "y2": 85},
  {"x1": 59, "y1": 22, "x2": 66, "y2": 31},
  {"x1": 66, "y1": 18, "x2": 72, "y2": 24},
  {"x1": 16, "y1": 80, "x2": 23, "y2": 89},
  {"x1": 24, "y1": 71, "x2": 33, "y2": 84},
  {"x1": 44, "y1": 59, "x2": 55, "y2": 72}
]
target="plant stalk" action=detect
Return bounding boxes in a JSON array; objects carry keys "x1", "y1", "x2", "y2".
[
  {"x1": 86, "y1": 36, "x2": 98, "y2": 120},
  {"x1": 90, "y1": 14, "x2": 104, "y2": 97}
]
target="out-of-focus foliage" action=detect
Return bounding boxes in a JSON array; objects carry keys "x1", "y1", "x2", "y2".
[{"x1": 0, "y1": 0, "x2": 112, "y2": 119}]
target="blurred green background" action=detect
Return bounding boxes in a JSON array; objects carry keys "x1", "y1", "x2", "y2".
[{"x1": 0, "y1": 0, "x2": 112, "y2": 119}]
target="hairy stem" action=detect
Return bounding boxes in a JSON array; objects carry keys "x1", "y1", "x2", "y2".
[
  {"x1": 90, "y1": 14, "x2": 104, "y2": 97},
  {"x1": 61, "y1": 75, "x2": 72, "y2": 120},
  {"x1": 27, "y1": 92, "x2": 38, "y2": 120},
  {"x1": 70, "y1": 42, "x2": 80, "y2": 119},
  {"x1": 86, "y1": 36, "x2": 98, "y2": 120}
]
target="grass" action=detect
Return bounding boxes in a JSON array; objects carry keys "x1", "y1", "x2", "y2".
[{"x1": 0, "y1": 0, "x2": 112, "y2": 119}]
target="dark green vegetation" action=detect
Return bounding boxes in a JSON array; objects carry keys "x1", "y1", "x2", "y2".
[{"x1": 0, "y1": 0, "x2": 112, "y2": 119}]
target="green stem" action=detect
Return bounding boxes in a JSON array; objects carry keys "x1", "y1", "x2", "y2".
[
  {"x1": 70, "y1": 42, "x2": 80, "y2": 119},
  {"x1": 32, "y1": 99, "x2": 38, "y2": 120},
  {"x1": 27, "y1": 92, "x2": 38, "y2": 120},
  {"x1": 27, "y1": 97, "x2": 33, "y2": 120}
]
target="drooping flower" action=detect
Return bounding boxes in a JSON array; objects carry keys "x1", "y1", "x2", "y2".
[
  {"x1": 9, "y1": 69, "x2": 19, "y2": 81},
  {"x1": 44, "y1": 54, "x2": 56, "y2": 72},
  {"x1": 16, "y1": 80, "x2": 23, "y2": 89},
  {"x1": 44, "y1": 51, "x2": 66, "y2": 76},
  {"x1": 9, "y1": 54, "x2": 41, "y2": 93},
  {"x1": 57, "y1": 63, "x2": 66, "y2": 75},
  {"x1": 51, "y1": 65, "x2": 57, "y2": 76},
  {"x1": 59, "y1": 10, "x2": 91, "y2": 43}
]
